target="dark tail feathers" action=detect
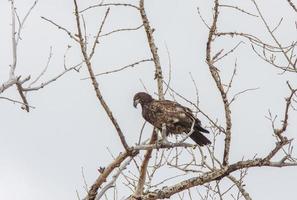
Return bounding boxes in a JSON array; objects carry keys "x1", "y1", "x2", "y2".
[
  {"x1": 190, "y1": 130, "x2": 211, "y2": 146},
  {"x1": 195, "y1": 125, "x2": 209, "y2": 133},
  {"x1": 195, "y1": 121, "x2": 209, "y2": 133}
]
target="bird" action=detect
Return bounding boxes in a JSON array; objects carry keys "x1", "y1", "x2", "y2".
[{"x1": 133, "y1": 92, "x2": 211, "y2": 146}]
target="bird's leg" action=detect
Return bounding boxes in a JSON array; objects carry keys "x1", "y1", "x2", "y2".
[{"x1": 161, "y1": 123, "x2": 170, "y2": 144}]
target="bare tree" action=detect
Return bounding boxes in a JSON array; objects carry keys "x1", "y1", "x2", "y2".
[
  {"x1": 0, "y1": 0, "x2": 80, "y2": 111},
  {"x1": 67, "y1": 0, "x2": 296, "y2": 199},
  {"x1": 3, "y1": 0, "x2": 296, "y2": 199}
]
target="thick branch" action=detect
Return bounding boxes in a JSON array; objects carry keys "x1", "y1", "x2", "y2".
[
  {"x1": 132, "y1": 1, "x2": 166, "y2": 197},
  {"x1": 133, "y1": 130, "x2": 158, "y2": 197},
  {"x1": 73, "y1": 0, "x2": 129, "y2": 151},
  {"x1": 286, "y1": 0, "x2": 297, "y2": 12},
  {"x1": 16, "y1": 80, "x2": 29, "y2": 112},
  {"x1": 139, "y1": 0, "x2": 164, "y2": 100},
  {"x1": 95, "y1": 157, "x2": 134, "y2": 200},
  {"x1": 206, "y1": 0, "x2": 232, "y2": 166},
  {"x1": 85, "y1": 151, "x2": 136, "y2": 200},
  {"x1": 142, "y1": 158, "x2": 297, "y2": 199}
]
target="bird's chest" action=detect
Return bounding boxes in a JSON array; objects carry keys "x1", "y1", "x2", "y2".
[{"x1": 142, "y1": 105, "x2": 160, "y2": 125}]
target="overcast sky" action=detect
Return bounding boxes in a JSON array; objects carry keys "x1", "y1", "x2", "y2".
[{"x1": 0, "y1": 0, "x2": 297, "y2": 199}]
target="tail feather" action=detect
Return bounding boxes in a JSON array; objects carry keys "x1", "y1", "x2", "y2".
[
  {"x1": 189, "y1": 130, "x2": 211, "y2": 146},
  {"x1": 194, "y1": 120, "x2": 209, "y2": 133},
  {"x1": 195, "y1": 125, "x2": 209, "y2": 133}
]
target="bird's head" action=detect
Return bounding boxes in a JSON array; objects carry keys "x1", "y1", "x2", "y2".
[{"x1": 133, "y1": 92, "x2": 153, "y2": 108}]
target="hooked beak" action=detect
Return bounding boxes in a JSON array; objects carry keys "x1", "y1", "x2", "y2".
[{"x1": 133, "y1": 99, "x2": 140, "y2": 108}]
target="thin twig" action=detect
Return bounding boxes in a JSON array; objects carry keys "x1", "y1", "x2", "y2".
[
  {"x1": 80, "y1": 3, "x2": 139, "y2": 13},
  {"x1": 228, "y1": 175, "x2": 252, "y2": 200},
  {"x1": 0, "y1": 96, "x2": 35, "y2": 109},
  {"x1": 15, "y1": 0, "x2": 38, "y2": 46},
  {"x1": 27, "y1": 46, "x2": 53, "y2": 88},
  {"x1": 219, "y1": 4, "x2": 258, "y2": 17},
  {"x1": 10, "y1": 0, "x2": 17, "y2": 78},
  {"x1": 164, "y1": 44, "x2": 172, "y2": 95},
  {"x1": 197, "y1": 7, "x2": 210, "y2": 29},
  {"x1": 229, "y1": 87, "x2": 260, "y2": 105},
  {"x1": 100, "y1": 25, "x2": 143, "y2": 38},
  {"x1": 23, "y1": 65, "x2": 80, "y2": 91},
  {"x1": 251, "y1": 0, "x2": 296, "y2": 70},
  {"x1": 41, "y1": 16, "x2": 80, "y2": 42},
  {"x1": 89, "y1": 8, "x2": 110, "y2": 60},
  {"x1": 83, "y1": 58, "x2": 153, "y2": 78}
]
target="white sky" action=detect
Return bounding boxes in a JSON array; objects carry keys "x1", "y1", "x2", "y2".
[{"x1": 0, "y1": 0, "x2": 297, "y2": 199}]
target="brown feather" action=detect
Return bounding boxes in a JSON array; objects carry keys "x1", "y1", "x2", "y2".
[{"x1": 133, "y1": 92, "x2": 211, "y2": 146}]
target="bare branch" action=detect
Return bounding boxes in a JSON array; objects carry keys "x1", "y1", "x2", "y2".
[
  {"x1": 163, "y1": 43, "x2": 172, "y2": 96},
  {"x1": 225, "y1": 61, "x2": 237, "y2": 95},
  {"x1": 142, "y1": 158, "x2": 297, "y2": 199},
  {"x1": 95, "y1": 157, "x2": 133, "y2": 200},
  {"x1": 15, "y1": 0, "x2": 38, "y2": 45},
  {"x1": 41, "y1": 16, "x2": 80, "y2": 42},
  {"x1": 80, "y1": 3, "x2": 139, "y2": 13},
  {"x1": 163, "y1": 81, "x2": 225, "y2": 133},
  {"x1": 271, "y1": 18, "x2": 283, "y2": 33},
  {"x1": 23, "y1": 65, "x2": 80, "y2": 91},
  {"x1": 85, "y1": 150, "x2": 138, "y2": 200},
  {"x1": 229, "y1": 87, "x2": 260, "y2": 105},
  {"x1": 133, "y1": 130, "x2": 158, "y2": 197},
  {"x1": 139, "y1": 0, "x2": 164, "y2": 100},
  {"x1": 206, "y1": 0, "x2": 232, "y2": 166},
  {"x1": 213, "y1": 41, "x2": 244, "y2": 63},
  {"x1": 219, "y1": 4, "x2": 258, "y2": 17},
  {"x1": 197, "y1": 7, "x2": 210, "y2": 29},
  {"x1": 27, "y1": 46, "x2": 53, "y2": 88},
  {"x1": 189, "y1": 72, "x2": 200, "y2": 108},
  {"x1": 82, "y1": 58, "x2": 153, "y2": 78},
  {"x1": 99, "y1": 24, "x2": 143, "y2": 38},
  {"x1": 251, "y1": 0, "x2": 296, "y2": 71},
  {"x1": 274, "y1": 82, "x2": 297, "y2": 136},
  {"x1": 133, "y1": 140, "x2": 195, "y2": 151},
  {"x1": 73, "y1": 0, "x2": 130, "y2": 151},
  {"x1": 89, "y1": 8, "x2": 110, "y2": 60},
  {"x1": 228, "y1": 175, "x2": 252, "y2": 200},
  {"x1": 286, "y1": 0, "x2": 297, "y2": 12},
  {"x1": 10, "y1": 0, "x2": 17, "y2": 78},
  {"x1": 0, "y1": 96, "x2": 35, "y2": 109},
  {"x1": 0, "y1": 78, "x2": 18, "y2": 94},
  {"x1": 16, "y1": 80, "x2": 29, "y2": 112}
]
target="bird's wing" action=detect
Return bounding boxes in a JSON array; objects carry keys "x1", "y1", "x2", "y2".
[{"x1": 150, "y1": 100, "x2": 194, "y2": 125}]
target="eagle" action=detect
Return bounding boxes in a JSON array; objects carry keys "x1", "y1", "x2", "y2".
[{"x1": 133, "y1": 92, "x2": 211, "y2": 146}]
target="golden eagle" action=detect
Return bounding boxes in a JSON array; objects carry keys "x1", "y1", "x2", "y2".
[{"x1": 133, "y1": 92, "x2": 211, "y2": 146}]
